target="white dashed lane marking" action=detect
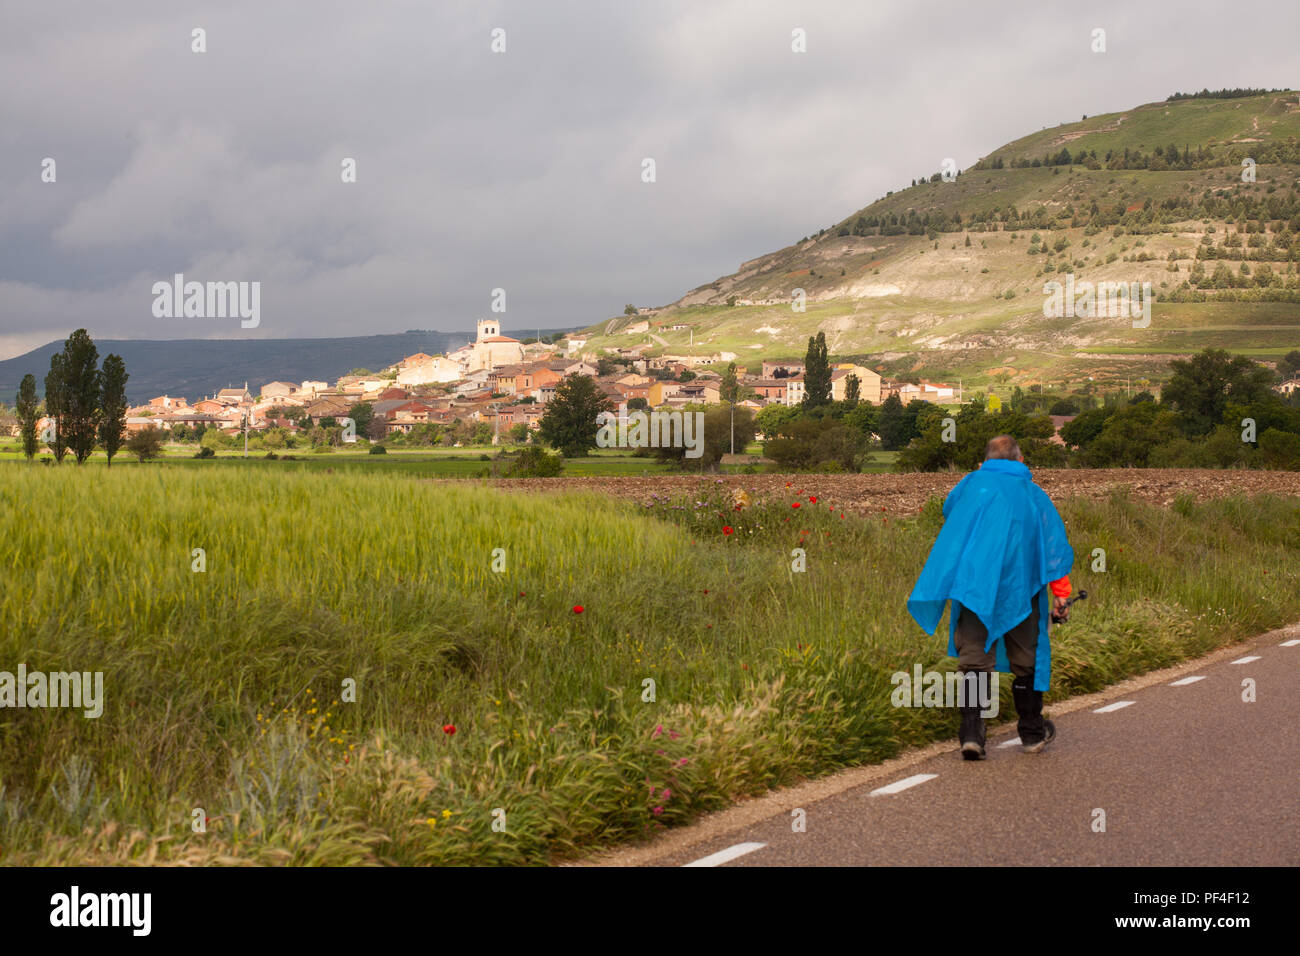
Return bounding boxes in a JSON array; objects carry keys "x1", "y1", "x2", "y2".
[
  {"x1": 1170, "y1": 676, "x2": 1206, "y2": 686},
  {"x1": 998, "y1": 737, "x2": 1022, "y2": 748},
  {"x1": 1094, "y1": 701, "x2": 1136, "y2": 713},
  {"x1": 1280, "y1": 639, "x2": 1300, "y2": 647},
  {"x1": 870, "y1": 773, "x2": 938, "y2": 796},
  {"x1": 1231, "y1": 655, "x2": 1262, "y2": 664},
  {"x1": 683, "y1": 842, "x2": 767, "y2": 867}
]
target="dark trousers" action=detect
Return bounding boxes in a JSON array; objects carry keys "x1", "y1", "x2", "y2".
[
  {"x1": 954, "y1": 593, "x2": 1047, "y2": 743},
  {"x1": 954, "y1": 592, "x2": 1040, "y2": 678}
]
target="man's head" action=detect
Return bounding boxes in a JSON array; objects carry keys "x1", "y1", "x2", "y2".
[{"x1": 984, "y1": 434, "x2": 1024, "y2": 462}]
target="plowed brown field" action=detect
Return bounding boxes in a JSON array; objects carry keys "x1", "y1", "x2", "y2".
[{"x1": 453, "y1": 469, "x2": 1300, "y2": 516}]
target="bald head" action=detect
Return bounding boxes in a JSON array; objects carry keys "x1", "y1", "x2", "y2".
[{"x1": 985, "y1": 435, "x2": 1023, "y2": 461}]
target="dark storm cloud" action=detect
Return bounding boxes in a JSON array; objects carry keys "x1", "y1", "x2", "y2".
[{"x1": 1, "y1": 0, "x2": 1297, "y2": 357}]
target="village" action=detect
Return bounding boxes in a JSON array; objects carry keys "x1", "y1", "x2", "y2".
[{"x1": 101, "y1": 319, "x2": 958, "y2": 445}]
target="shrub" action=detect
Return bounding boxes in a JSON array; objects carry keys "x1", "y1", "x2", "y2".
[
  {"x1": 124, "y1": 428, "x2": 165, "y2": 463},
  {"x1": 369, "y1": 445, "x2": 387, "y2": 455},
  {"x1": 506, "y1": 446, "x2": 563, "y2": 477},
  {"x1": 194, "y1": 447, "x2": 215, "y2": 459},
  {"x1": 1258, "y1": 428, "x2": 1300, "y2": 470}
]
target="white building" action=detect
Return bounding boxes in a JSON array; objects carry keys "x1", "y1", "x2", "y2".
[
  {"x1": 784, "y1": 375, "x2": 805, "y2": 406},
  {"x1": 466, "y1": 319, "x2": 526, "y2": 372},
  {"x1": 396, "y1": 356, "x2": 461, "y2": 385}
]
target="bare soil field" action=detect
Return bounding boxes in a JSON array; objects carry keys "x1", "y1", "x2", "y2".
[{"x1": 459, "y1": 469, "x2": 1300, "y2": 516}]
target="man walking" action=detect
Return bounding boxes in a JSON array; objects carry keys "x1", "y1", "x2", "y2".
[{"x1": 907, "y1": 435, "x2": 1074, "y2": 759}]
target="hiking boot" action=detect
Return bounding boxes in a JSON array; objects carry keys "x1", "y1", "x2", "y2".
[
  {"x1": 958, "y1": 702, "x2": 986, "y2": 760},
  {"x1": 961, "y1": 739, "x2": 987, "y2": 760},
  {"x1": 1012, "y1": 673, "x2": 1046, "y2": 744},
  {"x1": 1022, "y1": 719, "x2": 1056, "y2": 754}
]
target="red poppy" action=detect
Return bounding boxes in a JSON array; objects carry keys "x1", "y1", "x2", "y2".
[
  {"x1": 573, "y1": 605, "x2": 584, "y2": 614},
  {"x1": 809, "y1": 495, "x2": 817, "y2": 503},
  {"x1": 443, "y1": 724, "x2": 456, "y2": 735},
  {"x1": 723, "y1": 526, "x2": 733, "y2": 535},
  {"x1": 792, "y1": 502, "x2": 801, "y2": 509}
]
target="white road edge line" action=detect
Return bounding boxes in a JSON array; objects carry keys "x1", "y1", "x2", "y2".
[
  {"x1": 870, "y1": 773, "x2": 938, "y2": 796},
  {"x1": 1280, "y1": 639, "x2": 1300, "y2": 647},
  {"x1": 1231, "y1": 655, "x2": 1262, "y2": 664},
  {"x1": 683, "y1": 842, "x2": 767, "y2": 868},
  {"x1": 1093, "y1": 700, "x2": 1135, "y2": 713},
  {"x1": 1170, "y1": 676, "x2": 1206, "y2": 686}
]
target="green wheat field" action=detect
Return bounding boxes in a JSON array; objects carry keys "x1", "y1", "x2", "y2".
[{"x1": 1, "y1": 466, "x2": 1297, "y2": 864}]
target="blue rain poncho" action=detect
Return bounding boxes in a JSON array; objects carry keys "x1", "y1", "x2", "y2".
[{"x1": 906, "y1": 459, "x2": 1073, "y2": 691}]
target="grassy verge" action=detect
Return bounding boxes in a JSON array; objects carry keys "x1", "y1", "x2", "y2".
[{"x1": 1, "y1": 467, "x2": 1296, "y2": 864}]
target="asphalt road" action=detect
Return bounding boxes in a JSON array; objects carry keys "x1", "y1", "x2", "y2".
[{"x1": 606, "y1": 626, "x2": 1300, "y2": 867}]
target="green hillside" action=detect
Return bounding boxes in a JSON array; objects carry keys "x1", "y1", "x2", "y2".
[{"x1": 579, "y1": 90, "x2": 1300, "y2": 391}]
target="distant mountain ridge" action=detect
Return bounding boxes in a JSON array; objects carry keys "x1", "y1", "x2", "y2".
[{"x1": 0, "y1": 328, "x2": 576, "y2": 404}]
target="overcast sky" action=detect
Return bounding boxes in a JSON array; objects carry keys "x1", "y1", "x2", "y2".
[{"x1": 1, "y1": 0, "x2": 1296, "y2": 359}]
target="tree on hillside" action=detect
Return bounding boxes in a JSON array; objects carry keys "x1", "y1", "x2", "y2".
[
  {"x1": 52, "y1": 329, "x2": 103, "y2": 464},
  {"x1": 16, "y1": 374, "x2": 40, "y2": 461},
  {"x1": 98, "y1": 353, "x2": 129, "y2": 467},
  {"x1": 802, "y1": 332, "x2": 832, "y2": 409},
  {"x1": 43, "y1": 353, "x2": 69, "y2": 463},
  {"x1": 537, "y1": 373, "x2": 612, "y2": 458}
]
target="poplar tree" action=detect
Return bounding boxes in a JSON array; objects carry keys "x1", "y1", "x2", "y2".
[
  {"x1": 99, "y1": 353, "x2": 130, "y2": 466},
  {"x1": 802, "y1": 332, "x2": 832, "y2": 409},
  {"x1": 57, "y1": 329, "x2": 103, "y2": 464},
  {"x1": 15, "y1": 374, "x2": 39, "y2": 460}
]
